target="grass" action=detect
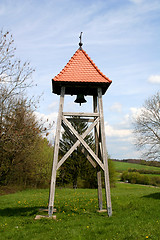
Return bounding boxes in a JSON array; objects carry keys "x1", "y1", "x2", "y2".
[
  {"x1": 144, "y1": 174, "x2": 160, "y2": 178},
  {"x1": 0, "y1": 184, "x2": 160, "y2": 240},
  {"x1": 113, "y1": 161, "x2": 160, "y2": 173}
]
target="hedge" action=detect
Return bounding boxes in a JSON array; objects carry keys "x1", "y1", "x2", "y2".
[
  {"x1": 121, "y1": 171, "x2": 160, "y2": 186},
  {"x1": 128, "y1": 168, "x2": 160, "y2": 175}
]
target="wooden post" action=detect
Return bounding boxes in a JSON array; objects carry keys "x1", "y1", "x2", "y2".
[
  {"x1": 93, "y1": 95, "x2": 103, "y2": 211},
  {"x1": 97, "y1": 170, "x2": 103, "y2": 210},
  {"x1": 48, "y1": 87, "x2": 65, "y2": 217},
  {"x1": 98, "y1": 88, "x2": 112, "y2": 217}
]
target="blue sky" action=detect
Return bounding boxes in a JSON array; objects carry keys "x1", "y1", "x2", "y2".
[{"x1": 0, "y1": 0, "x2": 160, "y2": 159}]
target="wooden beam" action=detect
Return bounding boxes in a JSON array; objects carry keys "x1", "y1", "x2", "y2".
[
  {"x1": 61, "y1": 121, "x2": 96, "y2": 167},
  {"x1": 98, "y1": 88, "x2": 112, "y2": 217},
  {"x1": 62, "y1": 116, "x2": 105, "y2": 171},
  {"x1": 62, "y1": 121, "x2": 76, "y2": 141},
  {"x1": 48, "y1": 87, "x2": 65, "y2": 217},
  {"x1": 57, "y1": 116, "x2": 100, "y2": 170},
  {"x1": 97, "y1": 170, "x2": 103, "y2": 210},
  {"x1": 93, "y1": 96, "x2": 99, "y2": 155},
  {"x1": 66, "y1": 118, "x2": 94, "y2": 122},
  {"x1": 93, "y1": 95, "x2": 103, "y2": 211},
  {"x1": 63, "y1": 112, "x2": 99, "y2": 117},
  {"x1": 80, "y1": 147, "x2": 97, "y2": 168}
]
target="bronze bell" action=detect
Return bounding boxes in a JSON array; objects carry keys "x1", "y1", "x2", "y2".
[{"x1": 74, "y1": 94, "x2": 87, "y2": 106}]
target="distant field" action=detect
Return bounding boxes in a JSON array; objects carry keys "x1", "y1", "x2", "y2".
[
  {"x1": 144, "y1": 174, "x2": 160, "y2": 178},
  {"x1": 113, "y1": 161, "x2": 160, "y2": 172}
]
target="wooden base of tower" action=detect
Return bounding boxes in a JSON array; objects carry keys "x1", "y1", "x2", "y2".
[{"x1": 48, "y1": 87, "x2": 112, "y2": 217}]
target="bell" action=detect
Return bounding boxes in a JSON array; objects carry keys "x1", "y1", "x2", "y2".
[{"x1": 74, "y1": 94, "x2": 87, "y2": 106}]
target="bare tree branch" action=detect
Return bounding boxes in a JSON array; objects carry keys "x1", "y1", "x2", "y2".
[{"x1": 132, "y1": 92, "x2": 160, "y2": 161}]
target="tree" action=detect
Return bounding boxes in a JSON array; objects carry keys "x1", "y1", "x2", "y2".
[
  {"x1": 0, "y1": 30, "x2": 35, "y2": 145},
  {"x1": 0, "y1": 29, "x2": 53, "y2": 187},
  {"x1": 0, "y1": 88, "x2": 53, "y2": 187},
  {"x1": 0, "y1": 29, "x2": 37, "y2": 185},
  {"x1": 0, "y1": 98, "x2": 40, "y2": 185},
  {"x1": 0, "y1": 30, "x2": 34, "y2": 123},
  {"x1": 8, "y1": 135, "x2": 53, "y2": 188},
  {"x1": 133, "y1": 92, "x2": 160, "y2": 161}
]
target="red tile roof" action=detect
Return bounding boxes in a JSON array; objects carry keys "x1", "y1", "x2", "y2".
[{"x1": 53, "y1": 49, "x2": 112, "y2": 84}]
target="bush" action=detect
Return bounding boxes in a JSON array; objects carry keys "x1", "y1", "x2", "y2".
[
  {"x1": 121, "y1": 171, "x2": 160, "y2": 186},
  {"x1": 108, "y1": 159, "x2": 116, "y2": 187},
  {"x1": 128, "y1": 168, "x2": 160, "y2": 175},
  {"x1": 121, "y1": 171, "x2": 129, "y2": 182},
  {"x1": 140, "y1": 175, "x2": 150, "y2": 185},
  {"x1": 150, "y1": 176, "x2": 160, "y2": 186},
  {"x1": 128, "y1": 172, "x2": 140, "y2": 184}
]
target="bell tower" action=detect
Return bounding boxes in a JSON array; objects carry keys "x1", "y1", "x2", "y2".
[{"x1": 48, "y1": 35, "x2": 112, "y2": 217}]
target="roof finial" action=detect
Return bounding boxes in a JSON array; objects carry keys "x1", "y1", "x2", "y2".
[{"x1": 79, "y1": 32, "x2": 83, "y2": 49}]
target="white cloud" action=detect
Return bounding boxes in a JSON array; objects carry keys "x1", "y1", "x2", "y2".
[
  {"x1": 34, "y1": 111, "x2": 58, "y2": 143},
  {"x1": 34, "y1": 111, "x2": 58, "y2": 129},
  {"x1": 130, "y1": 107, "x2": 144, "y2": 119},
  {"x1": 35, "y1": 110, "x2": 57, "y2": 118},
  {"x1": 105, "y1": 122, "x2": 132, "y2": 138},
  {"x1": 148, "y1": 75, "x2": 160, "y2": 84},
  {"x1": 110, "y1": 102, "x2": 122, "y2": 113}
]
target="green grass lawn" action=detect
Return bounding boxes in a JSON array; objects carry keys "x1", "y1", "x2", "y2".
[
  {"x1": 0, "y1": 184, "x2": 160, "y2": 240},
  {"x1": 113, "y1": 161, "x2": 160, "y2": 173}
]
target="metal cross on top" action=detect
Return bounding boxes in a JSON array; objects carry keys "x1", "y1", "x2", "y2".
[
  {"x1": 79, "y1": 32, "x2": 83, "y2": 49},
  {"x1": 48, "y1": 34, "x2": 112, "y2": 217}
]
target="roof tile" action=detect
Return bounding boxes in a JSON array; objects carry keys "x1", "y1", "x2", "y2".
[{"x1": 52, "y1": 49, "x2": 112, "y2": 84}]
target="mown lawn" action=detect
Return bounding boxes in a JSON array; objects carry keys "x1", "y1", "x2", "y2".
[{"x1": 0, "y1": 184, "x2": 160, "y2": 240}]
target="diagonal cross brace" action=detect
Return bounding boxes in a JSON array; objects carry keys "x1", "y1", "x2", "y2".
[
  {"x1": 62, "y1": 121, "x2": 97, "y2": 168},
  {"x1": 61, "y1": 116, "x2": 105, "y2": 171},
  {"x1": 57, "y1": 116, "x2": 103, "y2": 170}
]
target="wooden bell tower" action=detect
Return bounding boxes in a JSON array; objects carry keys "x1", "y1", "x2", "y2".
[{"x1": 48, "y1": 34, "x2": 112, "y2": 217}]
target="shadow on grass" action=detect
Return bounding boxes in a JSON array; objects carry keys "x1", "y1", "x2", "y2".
[
  {"x1": 143, "y1": 192, "x2": 160, "y2": 200},
  {"x1": 0, "y1": 206, "x2": 43, "y2": 217}
]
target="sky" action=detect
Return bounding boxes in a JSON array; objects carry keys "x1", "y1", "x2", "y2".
[{"x1": 0, "y1": 0, "x2": 160, "y2": 159}]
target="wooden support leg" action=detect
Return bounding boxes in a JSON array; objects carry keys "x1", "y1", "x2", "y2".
[
  {"x1": 97, "y1": 169, "x2": 103, "y2": 210},
  {"x1": 93, "y1": 95, "x2": 103, "y2": 211},
  {"x1": 98, "y1": 88, "x2": 112, "y2": 217},
  {"x1": 48, "y1": 87, "x2": 65, "y2": 217}
]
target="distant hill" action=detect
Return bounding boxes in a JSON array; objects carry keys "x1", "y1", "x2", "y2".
[{"x1": 112, "y1": 159, "x2": 160, "y2": 168}]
